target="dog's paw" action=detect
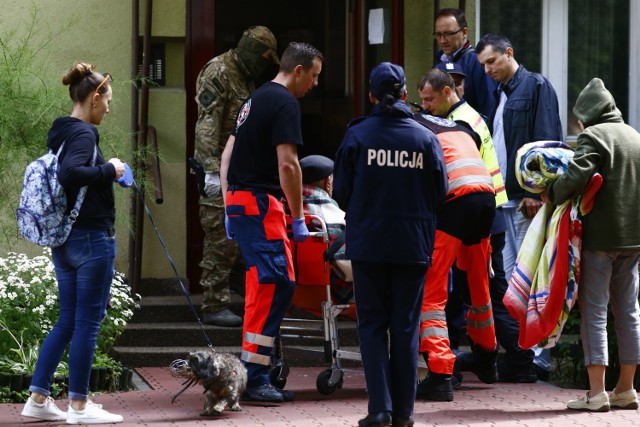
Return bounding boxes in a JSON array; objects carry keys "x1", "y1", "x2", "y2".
[{"x1": 201, "y1": 408, "x2": 223, "y2": 417}]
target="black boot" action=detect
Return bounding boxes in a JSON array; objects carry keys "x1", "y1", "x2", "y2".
[
  {"x1": 453, "y1": 343, "x2": 498, "y2": 384},
  {"x1": 415, "y1": 372, "x2": 453, "y2": 401}
]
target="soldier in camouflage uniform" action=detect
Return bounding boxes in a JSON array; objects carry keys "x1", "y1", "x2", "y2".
[{"x1": 193, "y1": 26, "x2": 279, "y2": 326}]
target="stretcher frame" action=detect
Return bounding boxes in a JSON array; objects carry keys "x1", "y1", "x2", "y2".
[
  {"x1": 271, "y1": 214, "x2": 427, "y2": 395},
  {"x1": 270, "y1": 215, "x2": 361, "y2": 395}
]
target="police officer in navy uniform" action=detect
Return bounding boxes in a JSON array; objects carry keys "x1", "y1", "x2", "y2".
[{"x1": 333, "y1": 62, "x2": 448, "y2": 427}]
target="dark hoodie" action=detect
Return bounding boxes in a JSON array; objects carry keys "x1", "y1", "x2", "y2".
[{"x1": 47, "y1": 117, "x2": 117, "y2": 230}]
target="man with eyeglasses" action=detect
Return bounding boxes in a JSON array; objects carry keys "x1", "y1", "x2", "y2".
[{"x1": 433, "y1": 8, "x2": 497, "y2": 120}]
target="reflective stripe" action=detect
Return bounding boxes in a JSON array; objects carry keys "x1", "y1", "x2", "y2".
[
  {"x1": 467, "y1": 318, "x2": 495, "y2": 329},
  {"x1": 241, "y1": 350, "x2": 271, "y2": 366},
  {"x1": 468, "y1": 303, "x2": 492, "y2": 315},
  {"x1": 244, "y1": 331, "x2": 275, "y2": 348},
  {"x1": 436, "y1": 131, "x2": 495, "y2": 200},
  {"x1": 420, "y1": 311, "x2": 447, "y2": 322},
  {"x1": 446, "y1": 158, "x2": 487, "y2": 172},
  {"x1": 449, "y1": 175, "x2": 494, "y2": 192},
  {"x1": 420, "y1": 326, "x2": 449, "y2": 340}
]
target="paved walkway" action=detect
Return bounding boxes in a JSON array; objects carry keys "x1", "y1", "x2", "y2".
[{"x1": 2, "y1": 367, "x2": 639, "y2": 426}]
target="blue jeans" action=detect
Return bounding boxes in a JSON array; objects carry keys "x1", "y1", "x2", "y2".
[
  {"x1": 29, "y1": 229, "x2": 116, "y2": 401},
  {"x1": 501, "y1": 205, "x2": 532, "y2": 282}
]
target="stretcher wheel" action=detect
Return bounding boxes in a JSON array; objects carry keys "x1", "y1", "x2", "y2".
[
  {"x1": 269, "y1": 362, "x2": 289, "y2": 389},
  {"x1": 316, "y1": 368, "x2": 343, "y2": 395}
]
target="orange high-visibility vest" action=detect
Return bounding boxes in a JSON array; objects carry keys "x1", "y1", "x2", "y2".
[{"x1": 448, "y1": 101, "x2": 508, "y2": 207}]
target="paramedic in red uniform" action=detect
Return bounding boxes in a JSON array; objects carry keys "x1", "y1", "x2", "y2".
[
  {"x1": 333, "y1": 62, "x2": 447, "y2": 427},
  {"x1": 219, "y1": 42, "x2": 324, "y2": 403},
  {"x1": 413, "y1": 107, "x2": 497, "y2": 402}
]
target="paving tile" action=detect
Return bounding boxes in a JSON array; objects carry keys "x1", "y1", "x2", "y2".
[{"x1": 2, "y1": 367, "x2": 640, "y2": 426}]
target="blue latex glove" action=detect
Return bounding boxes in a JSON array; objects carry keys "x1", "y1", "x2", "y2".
[
  {"x1": 291, "y1": 217, "x2": 309, "y2": 242},
  {"x1": 115, "y1": 163, "x2": 134, "y2": 188},
  {"x1": 224, "y1": 214, "x2": 234, "y2": 240}
]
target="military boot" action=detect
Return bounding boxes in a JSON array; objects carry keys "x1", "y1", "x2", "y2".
[{"x1": 453, "y1": 343, "x2": 498, "y2": 384}]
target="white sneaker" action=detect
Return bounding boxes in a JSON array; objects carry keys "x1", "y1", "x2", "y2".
[
  {"x1": 567, "y1": 391, "x2": 610, "y2": 412},
  {"x1": 21, "y1": 396, "x2": 67, "y2": 421},
  {"x1": 66, "y1": 400, "x2": 123, "y2": 424},
  {"x1": 610, "y1": 388, "x2": 639, "y2": 409}
]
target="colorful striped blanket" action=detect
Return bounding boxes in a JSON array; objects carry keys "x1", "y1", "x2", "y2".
[{"x1": 504, "y1": 141, "x2": 602, "y2": 349}]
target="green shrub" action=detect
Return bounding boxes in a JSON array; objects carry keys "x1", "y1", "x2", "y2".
[
  {"x1": 0, "y1": 8, "x2": 70, "y2": 249},
  {"x1": 0, "y1": 249, "x2": 140, "y2": 370}
]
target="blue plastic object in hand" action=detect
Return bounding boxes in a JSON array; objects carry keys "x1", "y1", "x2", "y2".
[
  {"x1": 115, "y1": 163, "x2": 134, "y2": 188},
  {"x1": 291, "y1": 217, "x2": 309, "y2": 243},
  {"x1": 224, "y1": 213, "x2": 234, "y2": 240}
]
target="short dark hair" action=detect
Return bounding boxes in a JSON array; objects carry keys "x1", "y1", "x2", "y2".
[
  {"x1": 435, "y1": 8, "x2": 467, "y2": 28},
  {"x1": 476, "y1": 33, "x2": 513, "y2": 55},
  {"x1": 417, "y1": 68, "x2": 454, "y2": 93},
  {"x1": 279, "y1": 42, "x2": 324, "y2": 73}
]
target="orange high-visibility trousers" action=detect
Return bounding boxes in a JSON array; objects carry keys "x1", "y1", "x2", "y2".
[{"x1": 419, "y1": 229, "x2": 496, "y2": 374}]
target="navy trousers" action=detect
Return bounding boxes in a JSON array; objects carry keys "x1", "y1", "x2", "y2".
[{"x1": 352, "y1": 261, "x2": 426, "y2": 419}]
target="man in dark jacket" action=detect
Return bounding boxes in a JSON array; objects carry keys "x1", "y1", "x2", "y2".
[
  {"x1": 433, "y1": 8, "x2": 497, "y2": 119},
  {"x1": 333, "y1": 62, "x2": 447, "y2": 427},
  {"x1": 475, "y1": 33, "x2": 563, "y2": 382}
]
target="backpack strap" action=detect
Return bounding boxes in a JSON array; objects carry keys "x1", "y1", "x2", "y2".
[
  {"x1": 68, "y1": 145, "x2": 98, "y2": 223},
  {"x1": 52, "y1": 141, "x2": 66, "y2": 157}
]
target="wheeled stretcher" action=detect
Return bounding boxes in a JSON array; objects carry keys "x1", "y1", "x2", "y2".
[
  {"x1": 270, "y1": 215, "x2": 428, "y2": 395},
  {"x1": 270, "y1": 215, "x2": 361, "y2": 395}
]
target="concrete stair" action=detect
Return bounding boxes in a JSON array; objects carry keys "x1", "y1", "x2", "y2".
[{"x1": 109, "y1": 280, "x2": 361, "y2": 369}]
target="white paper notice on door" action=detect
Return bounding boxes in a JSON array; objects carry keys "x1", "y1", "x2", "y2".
[{"x1": 368, "y1": 8, "x2": 384, "y2": 45}]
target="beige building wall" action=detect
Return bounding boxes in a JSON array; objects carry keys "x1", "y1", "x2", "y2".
[
  {"x1": 1, "y1": 0, "x2": 188, "y2": 279},
  {"x1": 3, "y1": 0, "x2": 479, "y2": 280},
  {"x1": 135, "y1": 0, "x2": 188, "y2": 279}
]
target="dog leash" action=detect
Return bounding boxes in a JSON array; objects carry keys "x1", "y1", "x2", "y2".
[{"x1": 131, "y1": 179, "x2": 214, "y2": 348}]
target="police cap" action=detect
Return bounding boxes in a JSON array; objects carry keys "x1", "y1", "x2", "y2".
[
  {"x1": 370, "y1": 62, "x2": 406, "y2": 100},
  {"x1": 435, "y1": 61, "x2": 467, "y2": 78}
]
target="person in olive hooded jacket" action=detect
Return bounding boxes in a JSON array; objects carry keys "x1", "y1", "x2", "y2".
[{"x1": 543, "y1": 78, "x2": 640, "y2": 412}]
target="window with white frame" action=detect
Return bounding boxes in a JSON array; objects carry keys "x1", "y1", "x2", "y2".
[
  {"x1": 478, "y1": 0, "x2": 638, "y2": 135},
  {"x1": 567, "y1": 0, "x2": 629, "y2": 135}
]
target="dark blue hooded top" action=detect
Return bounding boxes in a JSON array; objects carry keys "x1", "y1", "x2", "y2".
[
  {"x1": 46, "y1": 116, "x2": 117, "y2": 230},
  {"x1": 333, "y1": 100, "x2": 448, "y2": 265}
]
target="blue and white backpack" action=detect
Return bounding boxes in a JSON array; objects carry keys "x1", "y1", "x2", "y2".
[{"x1": 16, "y1": 142, "x2": 97, "y2": 247}]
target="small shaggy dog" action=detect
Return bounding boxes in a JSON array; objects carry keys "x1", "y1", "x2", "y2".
[{"x1": 170, "y1": 349, "x2": 247, "y2": 416}]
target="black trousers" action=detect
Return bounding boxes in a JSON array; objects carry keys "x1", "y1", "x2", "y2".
[{"x1": 446, "y1": 232, "x2": 534, "y2": 368}]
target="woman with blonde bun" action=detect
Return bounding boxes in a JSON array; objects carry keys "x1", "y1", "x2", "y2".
[{"x1": 21, "y1": 62, "x2": 125, "y2": 424}]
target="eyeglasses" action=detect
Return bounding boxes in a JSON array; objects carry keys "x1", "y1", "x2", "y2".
[
  {"x1": 433, "y1": 28, "x2": 464, "y2": 40},
  {"x1": 94, "y1": 73, "x2": 112, "y2": 96}
]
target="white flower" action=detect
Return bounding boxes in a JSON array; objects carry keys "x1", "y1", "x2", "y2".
[{"x1": 0, "y1": 249, "x2": 139, "y2": 360}]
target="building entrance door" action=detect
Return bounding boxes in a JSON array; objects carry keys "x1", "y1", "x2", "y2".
[{"x1": 185, "y1": 0, "x2": 403, "y2": 291}]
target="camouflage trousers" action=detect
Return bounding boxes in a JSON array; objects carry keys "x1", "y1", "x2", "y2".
[{"x1": 199, "y1": 197, "x2": 241, "y2": 313}]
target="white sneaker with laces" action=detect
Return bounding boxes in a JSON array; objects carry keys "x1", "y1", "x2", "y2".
[
  {"x1": 21, "y1": 396, "x2": 67, "y2": 421},
  {"x1": 66, "y1": 400, "x2": 123, "y2": 424},
  {"x1": 610, "y1": 388, "x2": 639, "y2": 409},
  {"x1": 567, "y1": 391, "x2": 610, "y2": 412}
]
